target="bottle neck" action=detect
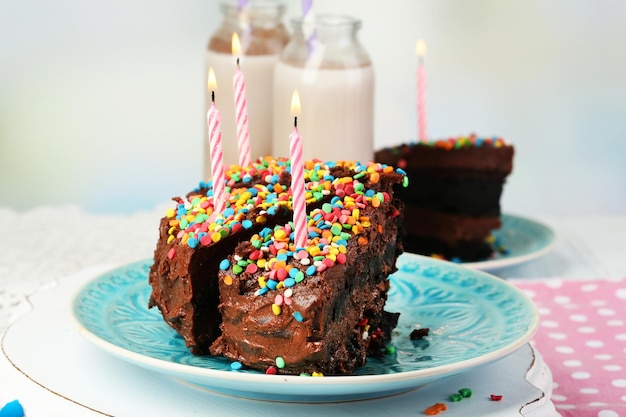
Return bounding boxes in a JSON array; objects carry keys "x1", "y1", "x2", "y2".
[
  {"x1": 220, "y1": 1, "x2": 286, "y2": 30},
  {"x1": 208, "y1": 1, "x2": 289, "y2": 55},
  {"x1": 282, "y1": 14, "x2": 371, "y2": 69},
  {"x1": 292, "y1": 14, "x2": 360, "y2": 44}
]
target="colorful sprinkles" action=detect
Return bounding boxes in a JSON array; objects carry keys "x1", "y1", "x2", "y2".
[
  {"x1": 383, "y1": 134, "x2": 508, "y2": 172},
  {"x1": 222, "y1": 165, "x2": 402, "y2": 301},
  {"x1": 424, "y1": 388, "x2": 475, "y2": 414},
  {"x1": 164, "y1": 158, "x2": 406, "y2": 256},
  {"x1": 163, "y1": 157, "x2": 406, "y2": 307},
  {"x1": 385, "y1": 134, "x2": 507, "y2": 155},
  {"x1": 448, "y1": 387, "x2": 473, "y2": 403}
]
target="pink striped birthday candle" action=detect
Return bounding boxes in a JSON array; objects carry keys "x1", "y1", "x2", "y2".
[
  {"x1": 289, "y1": 90, "x2": 307, "y2": 249},
  {"x1": 232, "y1": 33, "x2": 251, "y2": 167},
  {"x1": 207, "y1": 68, "x2": 226, "y2": 214}
]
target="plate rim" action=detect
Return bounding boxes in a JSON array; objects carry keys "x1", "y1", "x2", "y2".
[{"x1": 68, "y1": 254, "x2": 539, "y2": 393}]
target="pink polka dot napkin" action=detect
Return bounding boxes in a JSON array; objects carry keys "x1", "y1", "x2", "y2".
[{"x1": 513, "y1": 278, "x2": 626, "y2": 417}]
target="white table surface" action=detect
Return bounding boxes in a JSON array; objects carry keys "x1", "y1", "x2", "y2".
[{"x1": 1, "y1": 204, "x2": 624, "y2": 416}]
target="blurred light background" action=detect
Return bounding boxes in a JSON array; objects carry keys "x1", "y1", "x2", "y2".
[{"x1": 1, "y1": 0, "x2": 625, "y2": 216}]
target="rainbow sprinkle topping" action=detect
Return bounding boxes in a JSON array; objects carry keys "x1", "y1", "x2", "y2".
[
  {"x1": 385, "y1": 134, "x2": 508, "y2": 153},
  {"x1": 163, "y1": 157, "x2": 408, "y2": 296},
  {"x1": 165, "y1": 157, "x2": 407, "y2": 249}
]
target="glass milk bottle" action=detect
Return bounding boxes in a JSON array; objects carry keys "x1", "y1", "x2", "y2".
[
  {"x1": 204, "y1": 0, "x2": 289, "y2": 176},
  {"x1": 272, "y1": 15, "x2": 374, "y2": 163}
]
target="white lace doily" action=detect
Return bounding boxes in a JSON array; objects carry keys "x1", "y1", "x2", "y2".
[{"x1": 0, "y1": 204, "x2": 165, "y2": 330}]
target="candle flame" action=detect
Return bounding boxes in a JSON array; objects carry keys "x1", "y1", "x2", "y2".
[
  {"x1": 415, "y1": 39, "x2": 427, "y2": 58},
  {"x1": 207, "y1": 67, "x2": 217, "y2": 91},
  {"x1": 290, "y1": 90, "x2": 301, "y2": 117},
  {"x1": 232, "y1": 32, "x2": 241, "y2": 57}
]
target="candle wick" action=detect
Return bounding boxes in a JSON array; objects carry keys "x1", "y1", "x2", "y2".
[
  {"x1": 211, "y1": 91, "x2": 215, "y2": 103},
  {"x1": 294, "y1": 116, "x2": 298, "y2": 128},
  {"x1": 236, "y1": 57, "x2": 240, "y2": 67}
]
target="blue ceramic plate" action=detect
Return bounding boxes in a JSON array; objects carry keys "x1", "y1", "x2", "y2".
[
  {"x1": 70, "y1": 253, "x2": 538, "y2": 402},
  {"x1": 457, "y1": 214, "x2": 556, "y2": 271}
]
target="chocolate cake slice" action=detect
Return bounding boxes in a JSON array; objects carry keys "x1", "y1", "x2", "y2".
[
  {"x1": 149, "y1": 158, "x2": 407, "y2": 374},
  {"x1": 375, "y1": 136, "x2": 514, "y2": 261}
]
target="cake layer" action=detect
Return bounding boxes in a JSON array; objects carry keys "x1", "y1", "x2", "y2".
[
  {"x1": 394, "y1": 171, "x2": 504, "y2": 217},
  {"x1": 403, "y1": 206, "x2": 501, "y2": 245},
  {"x1": 403, "y1": 236, "x2": 494, "y2": 262},
  {"x1": 401, "y1": 206, "x2": 498, "y2": 261}
]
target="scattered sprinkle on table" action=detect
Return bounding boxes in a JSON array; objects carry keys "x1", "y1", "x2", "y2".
[
  {"x1": 0, "y1": 400, "x2": 24, "y2": 417},
  {"x1": 458, "y1": 387, "x2": 472, "y2": 398},
  {"x1": 449, "y1": 393, "x2": 463, "y2": 402},
  {"x1": 423, "y1": 402, "x2": 447, "y2": 415}
]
